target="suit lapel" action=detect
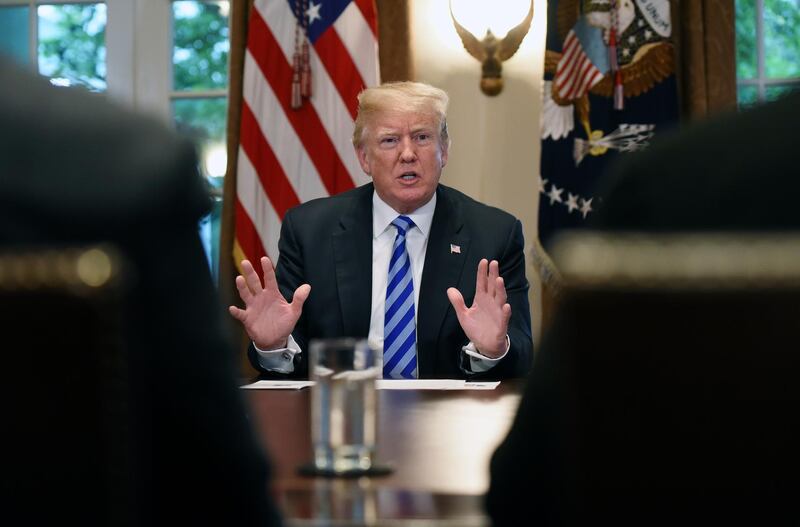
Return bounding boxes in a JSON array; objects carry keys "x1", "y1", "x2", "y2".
[
  {"x1": 332, "y1": 184, "x2": 373, "y2": 338},
  {"x1": 417, "y1": 186, "x2": 470, "y2": 374}
]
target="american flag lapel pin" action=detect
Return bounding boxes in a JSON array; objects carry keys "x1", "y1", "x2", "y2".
[{"x1": 450, "y1": 244, "x2": 461, "y2": 254}]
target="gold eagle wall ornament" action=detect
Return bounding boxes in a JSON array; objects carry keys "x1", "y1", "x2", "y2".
[{"x1": 450, "y1": 0, "x2": 534, "y2": 96}]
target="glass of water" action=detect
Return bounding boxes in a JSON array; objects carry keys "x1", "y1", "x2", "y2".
[{"x1": 306, "y1": 338, "x2": 386, "y2": 476}]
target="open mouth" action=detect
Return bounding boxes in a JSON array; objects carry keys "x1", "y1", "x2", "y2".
[{"x1": 399, "y1": 171, "x2": 418, "y2": 181}]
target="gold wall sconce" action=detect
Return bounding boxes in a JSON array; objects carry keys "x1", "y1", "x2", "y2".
[{"x1": 450, "y1": 0, "x2": 534, "y2": 96}]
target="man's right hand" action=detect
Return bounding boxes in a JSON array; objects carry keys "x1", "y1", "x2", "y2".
[{"x1": 229, "y1": 257, "x2": 311, "y2": 350}]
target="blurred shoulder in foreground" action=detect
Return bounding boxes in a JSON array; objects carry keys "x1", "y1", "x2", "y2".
[
  {"x1": 593, "y1": 92, "x2": 800, "y2": 231},
  {"x1": 488, "y1": 93, "x2": 800, "y2": 526},
  {"x1": 0, "y1": 56, "x2": 281, "y2": 526}
]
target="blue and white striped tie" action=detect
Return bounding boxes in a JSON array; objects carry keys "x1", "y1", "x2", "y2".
[{"x1": 383, "y1": 215, "x2": 417, "y2": 379}]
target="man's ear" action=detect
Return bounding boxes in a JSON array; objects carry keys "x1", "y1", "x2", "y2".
[
  {"x1": 356, "y1": 145, "x2": 371, "y2": 175},
  {"x1": 440, "y1": 142, "x2": 449, "y2": 168}
]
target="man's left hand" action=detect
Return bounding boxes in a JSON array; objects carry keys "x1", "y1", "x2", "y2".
[{"x1": 447, "y1": 259, "x2": 511, "y2": 359}]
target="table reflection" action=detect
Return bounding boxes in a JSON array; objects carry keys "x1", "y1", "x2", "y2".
[{"x1": 246, "y1": 381, "x2": 523, "y2": 525}]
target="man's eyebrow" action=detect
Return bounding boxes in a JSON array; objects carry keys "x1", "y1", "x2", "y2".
[
  {"x1": 411, "y1": 125, "x2": 435, "y2": 134},
  {"x1": 373, "y1": 125, "x2": 434, "y2": 137}
]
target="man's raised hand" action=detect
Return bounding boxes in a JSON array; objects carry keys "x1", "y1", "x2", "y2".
[
  {"x1": 446, "y1": 259, "x2": 511, "y2": 358},
  {"x1": 229, "y1": 257, "x2": 310, "y2": 350}
]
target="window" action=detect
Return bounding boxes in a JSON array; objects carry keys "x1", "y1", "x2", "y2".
[
  {"x1": 0, "y1": 0, "x2": 231, "y2": 283},
  {"x1": 0, "y1": 3, "x2": 31, "y2": 65},
  {"x1": 736, "y1": 0, "x2": 800, "y2": 107},
  {"x1": 0, "y1": 1, "x2": 107, "y2": 90},
  {"x1": 171, "y1": 0, "x2": 230, "y2": 282}
]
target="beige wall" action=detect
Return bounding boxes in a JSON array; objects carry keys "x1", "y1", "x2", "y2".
[{"x1": 410, "y1": 0, "x2": 547, "y2": 343}]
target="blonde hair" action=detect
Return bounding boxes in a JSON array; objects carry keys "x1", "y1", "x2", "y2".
[{"x1": 352, "y1": 81, "x2": 450, "y2": 148}]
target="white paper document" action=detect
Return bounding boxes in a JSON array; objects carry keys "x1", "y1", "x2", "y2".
[
  {"x1": 240, "y1": 379, "x2": 500, "y2": 390},
  {"x1": 376, "y1": 379, "x2": 500, "y2": 390},
  {"x1": 239, "y1": 380, "x2": 315, "y2": 390}
]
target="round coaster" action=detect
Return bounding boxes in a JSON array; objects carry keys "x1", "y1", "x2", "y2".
[{"x1": 297, "y1": 462, "x2": 394, "y2": 478}]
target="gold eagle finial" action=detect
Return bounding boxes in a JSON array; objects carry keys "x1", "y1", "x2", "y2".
[{"x1": 450, "y1": 0, "x2": 534, "y2": 96}]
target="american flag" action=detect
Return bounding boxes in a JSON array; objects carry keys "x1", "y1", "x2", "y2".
[
  {"x1": 235, "y1": 0, "x2": 379, "y2": 270},
  {"x1": 553, "y1": 17, "x2": 608, "y2": 101}
]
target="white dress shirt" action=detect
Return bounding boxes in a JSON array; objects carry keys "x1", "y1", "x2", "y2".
[{"x1": 254, "y1": 190, "x2": 509, "y2": 374}]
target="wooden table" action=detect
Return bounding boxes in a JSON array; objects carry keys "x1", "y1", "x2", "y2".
[{"x1": 245, "y1": 381, "x2": 523, "y2": 526}]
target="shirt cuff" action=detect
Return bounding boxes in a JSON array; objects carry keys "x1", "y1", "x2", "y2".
[
  {"x1": 462, "y1": 335, "x2": 511, "y2": 373},
  {"x1": 253, "y1": 335, "x2": 301, "y2": 373}
]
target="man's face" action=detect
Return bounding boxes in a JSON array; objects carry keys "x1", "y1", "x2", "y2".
[{"x1": 356, "y1": 110, "x2": 448, "y2": 214}]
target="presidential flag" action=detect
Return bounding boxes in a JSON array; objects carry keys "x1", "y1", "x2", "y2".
[
  {"x1": 235, "y1": 0, "x2": 379, "y2": 270},
  {"x1": 553, "y1": 17, "x2": 609, "y2": 101},
  {"x1": 536, "y1": 0, "x2": 678, "y2": 274}
]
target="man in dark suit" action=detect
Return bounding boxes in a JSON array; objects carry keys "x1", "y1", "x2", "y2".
[
  {"x1": 0, "y1": 56, "x2": 281, "y2": 525},
  {"x1": 230, "y1": 81, "x2": 533, "y2": 380},
  {"x1": 486, "y1": 92, "x2": 800, "y2": 525}
]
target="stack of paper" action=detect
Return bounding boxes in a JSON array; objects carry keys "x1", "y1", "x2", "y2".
[{"x1": 239, "y1": 379, "x2": 500, "y2": 390}]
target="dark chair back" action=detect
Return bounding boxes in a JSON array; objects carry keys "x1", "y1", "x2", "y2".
[
  {"x1": 1, "y1": 246, "x2": 134, "y2": 526},
  {"x1": 547, "y1": 232, "x2": 800, "y2": 523}
]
